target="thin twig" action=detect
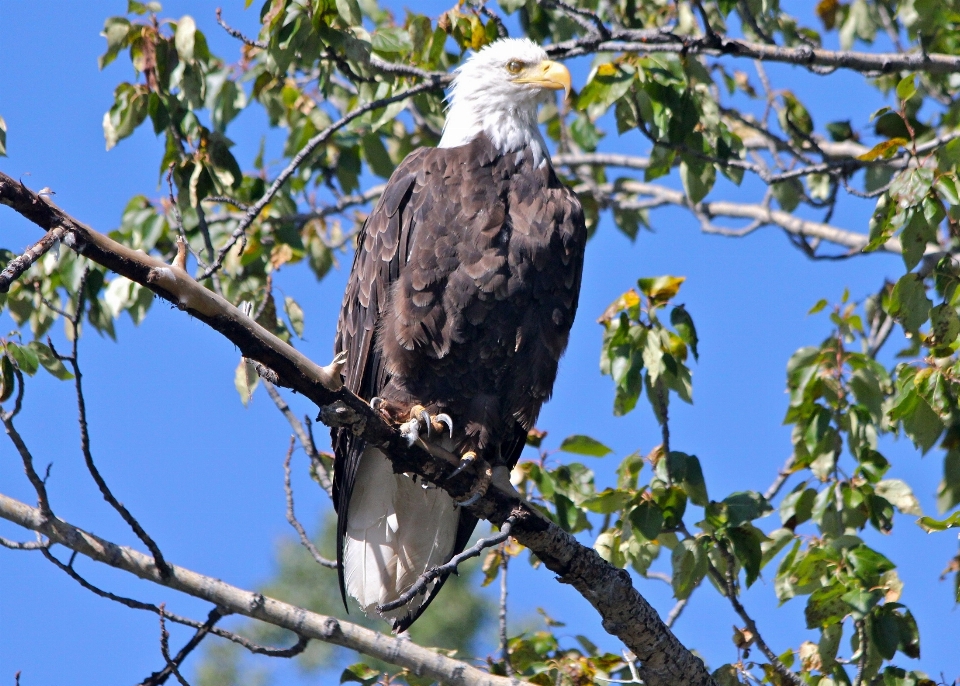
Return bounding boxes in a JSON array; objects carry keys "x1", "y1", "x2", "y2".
[
  {"x1": 499, "y1": 543, "x2": 513, "y2": 676},
  {"x1": 708, "y1": 546, "x2": 803, "y2": 686},
  {"x1": 763, "y1": 456, "x2": 795, "y2": 501},
  {"x1": 203, "y1": 80, "x2": 445, "y2": 278},
  {"x1": 544, "y1": 0, "x2": 611, "y2": 38},
  {"x1": 0, "y1": 227, "x2": 66, "y2": 293},
  {"x1": 67, "y1": 276, "x2": 172, "y2": 578},
  {"x1": 141, "y1": 608, "x2": 222, "y2": 686},
  {"x1": 665, "y1": 598, "x2": 688, "y2": 629},
  {"x1": 2, "y1": 371, "x2": 52, "y2": 520},
  {"x1": 283, "y1": 435, "x2": 338, "y2": 569},
  {"x1": 379, "y1": 517, "x2": 516, "y2": 613},
  {"x1": 159, "y1": 604, "x2": 192, "y2": 686},
  {"x1": 0, "y1": 535, "x2": 47, "y2": 550},
  {"x1": 265, "y1": 380, "x2": 333, "y2": 496},
  {"x1": 215, "y1": 8, "x2": 266, "y2": 49}
]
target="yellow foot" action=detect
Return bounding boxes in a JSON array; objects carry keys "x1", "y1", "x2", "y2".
[{"x1": 398, "y1": 405, "x2": 453, "y2": 446}]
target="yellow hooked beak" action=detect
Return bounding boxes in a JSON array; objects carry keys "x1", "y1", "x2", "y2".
[{"x1": 514, "y1": 60, "x2": 572, "y2": 99}]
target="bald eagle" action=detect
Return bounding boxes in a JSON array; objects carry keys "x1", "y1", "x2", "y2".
[{"x1": 332, "y1": 38, "x2": 587, "y2": 631}]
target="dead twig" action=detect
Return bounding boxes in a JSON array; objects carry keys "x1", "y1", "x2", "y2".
[
  {"x1": 283, "y1": 435, "x2": 338, "y2": 569},
  {"x1": 379, "y1": 517, "x2": 516, "y2": 613}
]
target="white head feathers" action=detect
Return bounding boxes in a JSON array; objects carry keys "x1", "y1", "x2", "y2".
[{"x1": 438, "y1": 38, "x2": 570, "y2": 166}]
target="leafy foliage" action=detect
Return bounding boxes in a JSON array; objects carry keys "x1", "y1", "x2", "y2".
[{"x1": 7, "y1": 0, "x2": 960, "y2": 684}]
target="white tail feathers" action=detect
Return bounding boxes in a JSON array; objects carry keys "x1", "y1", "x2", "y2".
[{"x1": 344, "y1": 446, "x2": 460, "y2": 626}]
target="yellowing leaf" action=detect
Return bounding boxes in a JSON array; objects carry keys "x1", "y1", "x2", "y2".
[
  {"x1": 637, "y1": 275, "x2": 685, "y2": 303},
  {"x1": 857, "y1": 137, "x2": 908, "y2": 161}
]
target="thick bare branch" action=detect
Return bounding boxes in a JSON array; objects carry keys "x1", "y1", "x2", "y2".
[
  {"x1": 547, "y1": 29, "x2": 960, "y2": 75},
  {"x1": 0, "y1": 172, "x2": 718, "y2": 686},
  {"x1": 1, "y1": 492, "x2": 521, "y2": 686}
]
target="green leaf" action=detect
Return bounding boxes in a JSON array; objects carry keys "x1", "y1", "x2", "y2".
[
  {"x1": 805, "y1": 584, "x2": 849, "y2": 628},
  {"x1": 808, "y1": 298, "x2": 828, "y2": 315},
  {"x1": 671, "y1": 538, "x2": 707, "y2": 599},
  {"x1": 681, "y1": 454, "x2": 709, "y2": 506},
  {"x1": 723, "y1": 491, "x2": 771, "y2": 527},
  {"x1": 896, "y1": 74, "x2": 918, "y2": 102},
  {"x1": 670, "y1": 305, "x2": 698, "y2": 360},
  {"x1": 629, "y1": 500, "x2": 664, "y2": 540},
  {"x1": 582, "y1": 488, "x2": 631, "y2": 514},
  {"x1": 637, "y1": 275, "x2": 685, "y2": 303},
  {"x1": 577, "y1": 64, "x2": 634, "y2": 115},
  {"x1": 917, "y1": 510, "x2": 960, "y2": 532},
  {"x1": 936, "y1": 449, "x2": 960, "y2": 513},
  {"x1": 283, "y1": 296, "x2": 305, "y2": 338},
  {"x1": 874, "y1": 479, "x2": 922, "y2": 516},
  {"x1": 559, "y1": 434, "x2": 613, "y2": 457},
  {"x1": 372, "y1": 26, "x2": 413, "y2": 54},
  {"x1": 826, "y1": 120, "x2": 855, "y2": 141},
  {"x1": 340, "y1": 662, "x2": 380, "y2": 685},
  {"x1": 6, "y1": 342, "x2": 39, "y2": 376},
  {"x1": 335, "y1": 0, "x2": 363, "y2": 25},
  {"x1": 28, "y1": 341, "x2": 73, "y2": 380},
  {"x1": 728, "y1": 525, "x2": 763, "y2": 587},
  {"x1": 888, "y1": 273, "x2": 931, "y2": 333},
  {"x1": 772, "y1": 178, "x2": 803, "y2": 212},
  {"x1": 901, "y1": 394, "x2": 943, "y2": 454},
  {"x1": 930, "y1": 303, "x2": 960, "y2": 346},
  {"x1": 175, "y1": 15, "x2": 197, "y2": 62},
  {"x1": 679, "y1": 156, "x2": 715, "y2": 204},
  {"x1": 900, "y1": 210, "x2": 937, "y2": 272},
  {"x1": 0, "y1": 355, "x2": 15, "y2": 402}
]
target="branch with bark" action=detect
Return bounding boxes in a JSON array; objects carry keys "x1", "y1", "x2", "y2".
[
  {"x1": 0, "y1": 171, "x2": 718, "y2": 686},
  {"x1": 0, "y1": 493, "x2": 516, "y2": 686}
]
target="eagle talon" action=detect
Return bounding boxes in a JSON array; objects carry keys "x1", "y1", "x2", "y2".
[
  {"x1": 453, "y1": 456, "x2": 493, "y2": 507},
  {"x1": 419, "y1": 409, "x2": 433, "y2": 437},
  {"x1": 434, "y1": 413, "x2": 454, "y2": 438},
  {"x1": 447, "y1": 451, "x2": 477, "y2": 480}
]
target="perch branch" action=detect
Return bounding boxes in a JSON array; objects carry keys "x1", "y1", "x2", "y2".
[
  {"x1": 0, "y1": 226, "x2": 66, "y2": 293},
  {"x1": 0, "y1": 172, "x2": 719, "y2": 686}
]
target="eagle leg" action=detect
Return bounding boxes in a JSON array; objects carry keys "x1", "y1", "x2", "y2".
[{"x1": 453, "y1": 455, "x2": 493, "y2": 508}]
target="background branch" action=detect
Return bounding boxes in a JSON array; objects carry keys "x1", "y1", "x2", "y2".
[{"x1": 0, "y1": 492, "x2": 519, "y2": 686}]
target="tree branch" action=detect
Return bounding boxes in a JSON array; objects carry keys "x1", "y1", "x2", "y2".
[
  {"x1": 1, "y1": 492, "x2": 520, "y2": 686},
  {"x1": 379, "y1": 518, "x2": 515, "y2": 613},
  {"x1": 141, "y1": 608, "x2": 222, "y2": 686},
  {"x1": 283, "y1": 435, "x2": 338, "y2": 569},
  {"x1": 0, "y1": 172, "x2": 719, "y2": 686},
  {"x1": 546, "y1": 29, "x2": 960, "y2": 75},
  {"x1": 203, "y1": 82, "x2": 445, "y2": 278},
  {"x1": 0, "y1": 226, "x2": 66, "y2": 293}
]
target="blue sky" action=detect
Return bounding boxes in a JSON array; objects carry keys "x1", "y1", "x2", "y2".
[{"x1": 1, "y1": 1, "x2": 958, "y2": 684}]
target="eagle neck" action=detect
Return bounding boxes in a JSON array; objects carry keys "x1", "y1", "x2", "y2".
[{"x1": 438, "y1": 100, "x2": 548, "y2": 168}]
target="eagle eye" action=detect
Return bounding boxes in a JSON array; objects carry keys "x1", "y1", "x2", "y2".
[{"x1": 506, "y1": 59, "x2": 525, "y2": 75}]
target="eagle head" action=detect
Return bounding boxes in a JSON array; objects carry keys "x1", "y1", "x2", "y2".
[{"x1": 438, "y1": 38, "x2": 572, "y2": 161}]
